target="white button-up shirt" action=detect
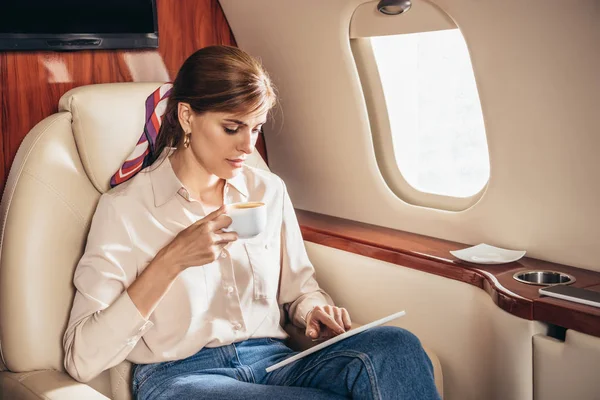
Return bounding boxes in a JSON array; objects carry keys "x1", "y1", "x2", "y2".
[{"x1": 63, "y1": 151, "x2": 332, "y2": 382}]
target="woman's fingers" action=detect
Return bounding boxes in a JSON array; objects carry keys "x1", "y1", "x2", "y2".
[
  {"x1": 332, "y1": 307, "x2": 345, "y2": 331},
  {"x1": 204, "y1": 215, "x2": 236, "y2": 244},
  {"x1": 341, "y1": 307, "x2": 352, "y2": 330},
  {"x1": 212, "y1": 231, "x2": 238, "y2": 244},
  {"x1": 193, "y1": 205, "x2": 226, "y2": 226},
  {"x1": 305, "y1": 309, "x2": 320, "y2": 338},
  {"x1": 305, "y1": 306, "x2": 353, "y2": 339},
  {"x1": 211, "y1": 214, "x2": 233, "y2": 232},
  {"x1": 313, "y1": 308, "x2": 345, "y2": 336},
  {"x1": 306, "y1": 316, "x2": 321, "y2": 338}
]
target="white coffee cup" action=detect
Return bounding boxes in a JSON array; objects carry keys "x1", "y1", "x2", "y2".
[{"x1": 224, "y1": 202, "x2": 267, "y2": 239}]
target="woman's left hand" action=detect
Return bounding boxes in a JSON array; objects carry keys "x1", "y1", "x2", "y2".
[{"x1": 305, "y1": 305, "x2": 352, "y2": 340}]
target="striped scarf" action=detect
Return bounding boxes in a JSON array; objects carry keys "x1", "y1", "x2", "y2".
[{"x1": 110, "y1": 83, "x2": 173, "y2": 188}]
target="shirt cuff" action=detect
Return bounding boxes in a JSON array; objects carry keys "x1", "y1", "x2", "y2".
[{"x1": 101, "y1": 291, "x2": 154, "y2": 344}]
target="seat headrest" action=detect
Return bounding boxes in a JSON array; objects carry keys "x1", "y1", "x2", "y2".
[
  {"x1": 58, "y1": 82, "x2": 164, "y2": 193},
  {"x1": 58, "y1": 82, "x2": 269, "y2": 193}
]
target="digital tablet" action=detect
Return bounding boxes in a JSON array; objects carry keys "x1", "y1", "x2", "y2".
[
  {"x1": 266, "y1": 310, "x2": 406, "y2": 372},
  {"x1": 539, "y1": 285, "x2": 600, "y2": 309}
]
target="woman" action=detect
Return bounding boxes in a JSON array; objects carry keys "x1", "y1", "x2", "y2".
[{"x1": 63, "y1": 45, "x2": 439, "y2": 400}]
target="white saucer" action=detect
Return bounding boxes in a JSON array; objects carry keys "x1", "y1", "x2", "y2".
[{"x1": 450, "y1": 243, "x2": 526, "y2": 265}]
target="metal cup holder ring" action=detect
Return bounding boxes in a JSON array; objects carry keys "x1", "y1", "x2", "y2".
[{"x1": 512, "y1": 270, "x2": 576, "y2": 286}]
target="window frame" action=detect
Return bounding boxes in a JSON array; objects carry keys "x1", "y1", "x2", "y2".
[{"x1": 350, "y1": 2, "x2": 490, "y2": 211}]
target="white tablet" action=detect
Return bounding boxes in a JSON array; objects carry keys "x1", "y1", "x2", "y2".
[{"x1": 266, "y1": 310, "x2": 406, "y2": 372}]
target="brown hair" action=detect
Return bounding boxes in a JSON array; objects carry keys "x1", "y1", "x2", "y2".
[{"x1": 149, "y1": 45, "x2": 277, "y2": 165}]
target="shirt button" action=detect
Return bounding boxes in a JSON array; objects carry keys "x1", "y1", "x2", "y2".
[
  {"x1": 227, "y1": 286, "x2": 234, "y2": 294},
  {"x1": 221, "y1": 251, "x2": 227, "y2": 259},
  {"x1": 264, "y1": 244, "x2": 269, "y2": 249},
  {"x1": 232, "y1": 322, "x2": 242, "y2": 331}
]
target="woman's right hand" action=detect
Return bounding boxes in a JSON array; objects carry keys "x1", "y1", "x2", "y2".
[{"x1": 159, "y1": 206, "x2": 238, "y2": 273}]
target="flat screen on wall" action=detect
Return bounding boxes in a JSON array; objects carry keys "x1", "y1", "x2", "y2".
[{"x1": 0, "y1": 0, "x2": 158, "y2": 51}]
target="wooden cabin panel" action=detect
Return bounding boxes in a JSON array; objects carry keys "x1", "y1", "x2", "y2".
[
  {"x1": 0, "y1": 0, "x2": 243, "y2": 194},
  {"x1": 0, "y1": 53, "x2": 5, "y2": 188}
]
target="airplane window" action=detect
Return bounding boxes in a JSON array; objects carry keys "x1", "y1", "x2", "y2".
[{"x1": 371, "y1": 29, "x2": 490, "y2": 198}]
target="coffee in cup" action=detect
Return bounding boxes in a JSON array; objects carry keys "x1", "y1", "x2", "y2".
[{"x1": 224, "y1": 202, "x2": 267, "y2": 239}]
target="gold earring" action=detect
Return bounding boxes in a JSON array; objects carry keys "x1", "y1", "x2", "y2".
[{"x1": 183, "y1": 132, "x2": 191, "y2": 148}]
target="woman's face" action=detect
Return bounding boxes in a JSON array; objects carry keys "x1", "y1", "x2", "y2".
[{"x1": 186, "y1": 108, "x2": 267, "y2": 179}]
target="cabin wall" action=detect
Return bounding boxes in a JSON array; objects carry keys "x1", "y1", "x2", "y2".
[
  {"x1": 220, "y1": 0, "x2": 600, "y2": 272},
  {"x1": 0, "y1": 0, "x2": 236, "y2": 195},
  {"x1": 307, "y1": 242, "x2": 545, "y2": 400},
  {"x1": 533, "y1": 330, "x2": 600, "y2": 400}
]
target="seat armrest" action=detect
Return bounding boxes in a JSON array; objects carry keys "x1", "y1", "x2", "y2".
[{"x1": 1, "y1": 370, "x2": 110, "y2": 400}]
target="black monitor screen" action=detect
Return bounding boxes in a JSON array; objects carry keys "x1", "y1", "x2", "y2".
[{"x1": 0, "y1": 0, "x2": 156, "y2": 34}]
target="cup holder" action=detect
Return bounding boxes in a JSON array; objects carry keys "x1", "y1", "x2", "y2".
[{"x1": 513, "y1": 270, "x2": 576, "y2": 286}]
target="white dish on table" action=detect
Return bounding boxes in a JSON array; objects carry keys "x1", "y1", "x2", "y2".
[{"x1": 450, "y1": 243, "x2": 526, "y2": 265}]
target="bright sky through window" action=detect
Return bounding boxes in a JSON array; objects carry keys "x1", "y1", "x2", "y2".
[{"x1": 372, "y1": 29, "x2": 490, "y2": 198}]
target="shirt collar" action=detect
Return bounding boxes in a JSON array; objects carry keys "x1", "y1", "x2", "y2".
[
  {"x1": 227, "y1": 170, "x2": 249, "y2": 198},
  {"x1": 150, "y1": 148, "x2": 249, "y2": 207}
]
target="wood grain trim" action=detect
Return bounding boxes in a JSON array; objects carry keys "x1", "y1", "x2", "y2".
[
  {"x1": 534, "y1": 297, "x2": 600, "y2": 337},
  {"x1": 585, "y1": 284, "x2": 600, "y2": 292},
  {"x1": 0, "y1": 53, "x2": 5, "y2": 188},
  {"x1": 297, "y1": 209, "x2": 600, "y2": 337},
  {"x1": 0, "y1": 0, "x2": 273, "y2": 194}
]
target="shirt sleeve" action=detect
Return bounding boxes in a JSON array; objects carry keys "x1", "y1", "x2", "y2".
[
  {"x1": 63, "y1": 194, "x2": 154, "y2": 383},
  {"x1": 277, "y1": 180, "x2": 334, "y2": 328}
]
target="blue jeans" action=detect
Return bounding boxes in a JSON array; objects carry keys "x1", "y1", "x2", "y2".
[{"x1": 132, "y1": 326, "x2": 440, "y2": 400}]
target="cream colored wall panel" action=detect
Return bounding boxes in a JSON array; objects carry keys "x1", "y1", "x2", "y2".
[
  {"x1": 220, "y1": 0, "x2": 600, "y2": 272},
  {"x1": 306, "y1": 242, "x2": 545, "y2": 400},
  {"x1": 533, "y1": 331, "x2": 600, "y2": 400}
]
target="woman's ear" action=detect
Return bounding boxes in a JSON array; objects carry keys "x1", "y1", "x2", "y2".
[{"x1": 177, "y1": 102, "x2": 193, "y2": 133}]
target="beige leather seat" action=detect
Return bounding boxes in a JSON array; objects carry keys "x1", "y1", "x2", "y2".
[{"x1": 0, "y1": 82, "x2": 442, "y2": 399}]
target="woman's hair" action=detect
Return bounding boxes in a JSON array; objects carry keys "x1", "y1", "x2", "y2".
[{"x1": 149, "y1": 45, "x2": 277, "y2": 165}]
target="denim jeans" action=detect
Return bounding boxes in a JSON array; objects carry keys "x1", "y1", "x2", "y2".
[{"x1": 132, "y1": 326, "x2": 440, "y2": 400}]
